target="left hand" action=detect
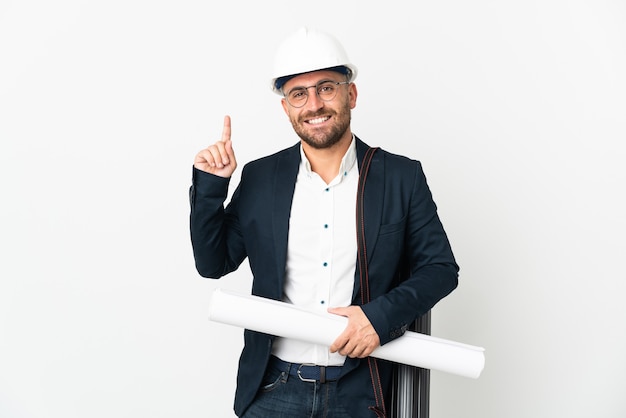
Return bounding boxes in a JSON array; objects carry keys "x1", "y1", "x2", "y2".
[{"x1": 328, "y1": 306, "x2": 380, "y2": 358}]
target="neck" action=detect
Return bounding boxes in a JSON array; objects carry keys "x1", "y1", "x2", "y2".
[{"x1": 302, "y1": 132, "x2": 353, "y2": 184}]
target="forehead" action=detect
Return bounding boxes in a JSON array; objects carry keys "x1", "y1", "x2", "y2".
[{"x1": 283, "y1": 70, "x2": 344, "y2": 91}]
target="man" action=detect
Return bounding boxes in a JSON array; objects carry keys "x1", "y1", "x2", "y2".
[{"x1": 190, "y1": 27, "x2": 458, "y2": 418}]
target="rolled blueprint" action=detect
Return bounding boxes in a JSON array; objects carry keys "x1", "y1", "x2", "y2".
[{"x1": 208, "y1": 288, "x2": 485, "y2": 379}]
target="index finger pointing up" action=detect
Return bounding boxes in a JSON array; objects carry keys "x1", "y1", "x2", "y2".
[{"x1": 221, "y1": 115, "x2": 231, "y2": 143}]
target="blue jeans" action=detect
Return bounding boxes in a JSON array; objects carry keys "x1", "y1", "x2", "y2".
[{"x1": 240, "y1": 359, "x2": 353, "y2": 418}]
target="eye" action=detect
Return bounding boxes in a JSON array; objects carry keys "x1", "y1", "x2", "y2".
[
  {"x1": 289, "y1": 88, "x2": 306, "y2": 100},
  {"x1": 318, "y1": 82, "x2": 335, "y2": 94}
]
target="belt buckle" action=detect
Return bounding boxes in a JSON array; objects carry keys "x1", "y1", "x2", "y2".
[{"x1": 296, "y1": 363, "x2": 319, "y2": 383}]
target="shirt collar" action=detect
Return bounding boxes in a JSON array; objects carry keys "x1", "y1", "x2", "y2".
[{"x1": 299, "y1": 135, "x2": 357, "y2": 182}]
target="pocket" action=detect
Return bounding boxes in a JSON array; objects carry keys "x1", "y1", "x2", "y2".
[
  {"x1": 260, "y1": 369, "x2": 286, "y2": 393},
  {"x1": 378, "y1": 215, "x2": 407, "y2": 236}
]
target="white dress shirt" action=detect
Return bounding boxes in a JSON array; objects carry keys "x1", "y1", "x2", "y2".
[{"x1": 271, "y1": 138, "x2": 359, "y2": 366}]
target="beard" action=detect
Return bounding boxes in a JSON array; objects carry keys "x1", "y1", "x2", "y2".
[{"x1": 289, "y1": 102, "x2": 352, "y2": 150}]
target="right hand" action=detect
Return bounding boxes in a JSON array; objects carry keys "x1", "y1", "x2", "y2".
[{"x1": 194, "y1": 115, "x2": 237, "y2": 178}]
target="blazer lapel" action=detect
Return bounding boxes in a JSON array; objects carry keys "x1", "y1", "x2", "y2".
[
  {"x1": 353, "y1": 138, "x2": 384, "y2": 302},
  {"x1": 272, "y1": 143, "x2": 301, "y2": 295}
]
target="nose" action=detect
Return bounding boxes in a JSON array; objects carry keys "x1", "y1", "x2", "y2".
[{"x1": 304, "y1": 86, "x2": 324, "y2": 110}]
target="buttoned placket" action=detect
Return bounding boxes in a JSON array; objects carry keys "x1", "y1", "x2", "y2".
[
  {"x1": 318, "y1": 183, "x2": 334, "y2": 309},
  {"x1": 274, "y1": 138, "x2": 358, "y2": 367}
]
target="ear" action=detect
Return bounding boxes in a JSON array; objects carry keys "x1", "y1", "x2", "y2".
[
  {"x1": 281, "y1": 97, "x2": 289, "y2": 115},
  {"x1": 348, "y1": 83, "x2": 358, "y2": 109}
]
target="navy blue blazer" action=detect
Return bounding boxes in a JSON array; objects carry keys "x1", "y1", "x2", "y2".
[{"x1": 189, "y1": 137, "x2": 458, "y2": 417}]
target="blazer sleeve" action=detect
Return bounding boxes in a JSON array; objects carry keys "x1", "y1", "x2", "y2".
[
  {"x1": 189, "y1": 166, "x2": 247, "y2": 278},
  {"x1": 360, "y1": 160, "x2": 459, "y2": 346}
]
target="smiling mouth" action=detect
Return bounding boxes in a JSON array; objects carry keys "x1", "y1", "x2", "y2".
[{"x1": 305, "y1": 116, "x2": 330, "y2": 125}]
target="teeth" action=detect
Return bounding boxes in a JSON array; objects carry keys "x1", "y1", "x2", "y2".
[{"x1": 308, "y1": 117, "x2": 329, "y2": 125}]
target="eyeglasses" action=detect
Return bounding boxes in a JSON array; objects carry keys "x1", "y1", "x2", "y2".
[{"x1": 284, "y1": 80, "x2": 350, "y2": 108}]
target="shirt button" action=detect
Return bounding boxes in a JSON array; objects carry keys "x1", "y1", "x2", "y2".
[
  {"x1": 325, "y1": 188, "x2": 329, "y2": 192},
  {"x1": 323, "y1": 262, "x2": 328, "y2": 267},
  {"x1": 324, "y1": 224, "x2": 329, "y2": 229},
  {"x1": 320, "y1": 300, "x2": 326, "y2": 305}
]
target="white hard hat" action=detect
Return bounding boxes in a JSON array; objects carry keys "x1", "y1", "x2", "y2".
[{"x1": 270, "y1": 27, "x2": 358, "y2": 95}]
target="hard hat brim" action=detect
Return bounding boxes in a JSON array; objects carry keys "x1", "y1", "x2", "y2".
[{"x1": 271, "y1": 64, "x2": 358, "y2": 95}]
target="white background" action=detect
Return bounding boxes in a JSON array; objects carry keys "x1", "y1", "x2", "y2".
[{"x1": 1, "y1": 1, "x2": 625, "y2": 417}]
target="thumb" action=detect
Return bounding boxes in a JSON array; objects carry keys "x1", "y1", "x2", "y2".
[{"x1": 327, "y1": 306, "x2": 349, "y2": 317}]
